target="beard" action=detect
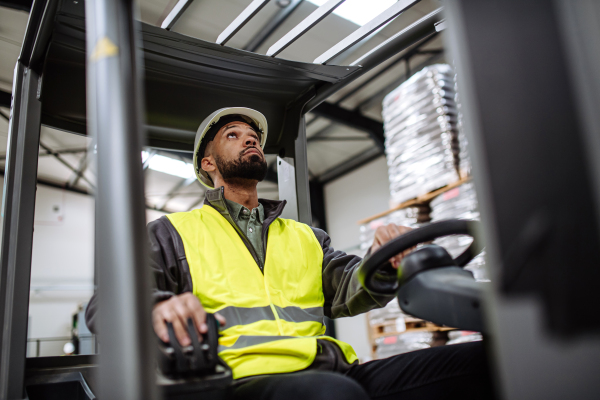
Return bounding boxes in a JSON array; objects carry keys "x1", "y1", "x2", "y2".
[{"x1": 215, "y1": 149, "x2": 267, "y2": 183}]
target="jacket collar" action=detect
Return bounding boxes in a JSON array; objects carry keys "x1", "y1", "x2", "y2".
[{"x1": 204, "y1": 187, "x2": 287, "y2": 225}]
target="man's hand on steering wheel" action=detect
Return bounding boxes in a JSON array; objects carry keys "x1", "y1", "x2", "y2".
[
  {"x1": 152, "y1": 292, "x2": 226, "y2": 345},
  {"x1": 371, "y1": 224, "x2": 415, "y2": 269}
]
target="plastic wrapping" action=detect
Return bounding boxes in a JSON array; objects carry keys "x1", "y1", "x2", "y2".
[
  {"x1": 368, "y1": 299, "x2": 442, "y2": 359},
  {"x1": 382, "y1": 64, "x2": 462, "y2": 205},
  {"x1": 431, "y1": 183, "x2": 488, "y2": 281},
  {"x1": 446, "y1": 330, "x2": 483, "y2": 345},
  {"x1": 375, "y1": 331, "x2": 434, "y2": 359},
  {"x1": 359, "y1": 208, "x2": 421, "y2": 255},
  {"x1": 454, "y1": 72, "x2": 472, "y2": 176}
]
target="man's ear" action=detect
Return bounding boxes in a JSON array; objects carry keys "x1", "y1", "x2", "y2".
[{"x1": 201, "y1": 155, "x2": 216, "y2": 174}]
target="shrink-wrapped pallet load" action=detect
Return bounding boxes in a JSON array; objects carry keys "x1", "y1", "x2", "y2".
[
  {"x1": 358, "y1": 207, "x2": 420, "y2": 256},
  {"x1": 430, "y1": 182, "x2": 487, "y2": 281},
  {"x1": 454, "y1": 72, "x2": 472, "y2": 176},
  {"x1": 382, "y1": 64, "x2": 462, "y2": 205}
]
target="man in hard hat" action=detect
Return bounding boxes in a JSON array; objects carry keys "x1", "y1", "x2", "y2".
[{"x1": 86, "y1": 107, "x2": 494, "y2": 400}]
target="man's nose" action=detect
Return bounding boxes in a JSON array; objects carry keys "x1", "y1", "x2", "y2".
[{"x1": 245, "y1": 136, "x2": 258, "y2": 146}]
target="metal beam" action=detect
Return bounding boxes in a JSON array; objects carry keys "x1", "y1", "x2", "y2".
[
  {"x1": 156, "y1": 176, "x2": 196, "y2": 211},
  {"x1": 311, "y1": 102, "x2": 384, "y2": 149},
  {"x1": 0, "y1": 167, "x2": 180, "y2": 214},
  {"x1": 355, "y1": 51, "x2": 444, "y2": 112},
  {"x1": 85, "y1": 0, "x2": 156, "y2": 397},
  {"x1": 308, "y1": 136, "x2": 370, "y2": 141},
  {"x1": 305, "y1": 7, "x2": 442, "y2": 112},
  {"x1": 216, "y1": 0, "x2": 271, "y2": 46},
  {"x1": 67, "y1": 145, "x2": 94, "y2": 188},
  {"x1": 314, "y1": 0, "x2": 421, "y2": 64},
  {"x1": 334, "y1": 32, "x2": 439, "y2": 106},
  {"x1": 160, "y1": 0, "x2": 194, "y2": 31},
  {"x1": 304, "y1": 32, "x2": 439, "y2": 133},
  {"x1": 39, "y1": 142, "x2": 96, "y2": 188},
  {"x1": 318, "y1": 146, "x2": 383, "y2": 184},
  {"x1": 0, "y1": 63, "x2": 42, "y2": 400},
  {"x1": 266, "y1": 0, "x2": 346, "y2": 57},
  {"x1": 0, "y1": 146, "x2": 88, "y2": 161},
  {"x1": 142, "y1": 149, "x2": 156, "y2": 170},
  {"x1": 244, "y1": 0, "x2": 304, "y2": 52},
  {"x1": 17, "y1": 0, "x2": 58, "y2": 72}
]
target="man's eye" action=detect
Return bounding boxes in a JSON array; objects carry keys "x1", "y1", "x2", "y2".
[{"x1": 227, "y1": 133, "x2": 236, "y2": 138}]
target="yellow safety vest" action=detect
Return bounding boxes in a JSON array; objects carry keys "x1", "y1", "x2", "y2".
[{"x1": 166, "y1": 205, "x2": 358, "y2": 379}]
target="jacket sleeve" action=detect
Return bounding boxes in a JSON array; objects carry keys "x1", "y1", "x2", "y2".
[
  {"x1": 85, "y1": 216, "x2": 193, "y2": 333},
  {"x1": 312, "y1": 227, "x2": 396, "y2": 319}
]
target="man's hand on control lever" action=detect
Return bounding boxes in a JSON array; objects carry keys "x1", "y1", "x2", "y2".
[
  {"x1": 152, "y1": 292, "x2": 226, "y2": 345},
  {"x1": 371, "y1": 223, "x2": 414, "y2": 269}
]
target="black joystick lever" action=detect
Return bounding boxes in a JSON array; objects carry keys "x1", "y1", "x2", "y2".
[{"x1": 157, "y1": 313, "x2": 220, "y2": 378}]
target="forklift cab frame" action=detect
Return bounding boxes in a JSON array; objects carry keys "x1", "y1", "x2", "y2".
[
  {"x1": 2, "y1": 0, "x2": 600, "y2": 399},
  {"x1": 0, "y1": 0, "x2": 441, "y2": 398}
]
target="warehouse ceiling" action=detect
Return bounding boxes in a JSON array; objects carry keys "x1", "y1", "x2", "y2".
[{"x1": 0, "y1": 0, "x2": 446, "y2": 214}]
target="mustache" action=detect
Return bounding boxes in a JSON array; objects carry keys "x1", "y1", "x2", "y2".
[{"x1": 241, "y1": 147, "x2": 262, "y2": 158}]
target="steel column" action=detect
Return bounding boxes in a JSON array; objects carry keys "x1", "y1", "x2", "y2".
[
  {"x1": 0, "y1": 63, "x2": 42, "y2": 400},
  {"x1": 277, "y1": 117, "x2": 312, "y2": 224},
  {"x1": 277, "y1": 156, "x2": 299, "y2": 220},
  {"x1": 85, "y1": 0, "x2": 155, "y2": 397},
  {"x1": 294, "y1": 117, "x2": 312, "y2": 225}
]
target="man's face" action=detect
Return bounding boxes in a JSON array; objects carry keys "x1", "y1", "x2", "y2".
[{"x1": 202, "y1": 121, "x2": 267, "y2": 183}]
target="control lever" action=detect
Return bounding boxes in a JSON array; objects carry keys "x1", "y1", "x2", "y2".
[{"x1": 157, "y1": 313, "x2": 220, "y2": 378}]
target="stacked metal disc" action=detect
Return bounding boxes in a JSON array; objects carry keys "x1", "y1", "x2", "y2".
[
  {"x1": 430, "y1": 182, "x2": 488, "y2": 281},
  {"x1": 382, "y1": 64, "x2": 461, "y2": 205}
]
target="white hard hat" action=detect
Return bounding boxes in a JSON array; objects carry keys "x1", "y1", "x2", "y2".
[{"x1": 193, "y1": 107, "x2": 268, "y2": 189}]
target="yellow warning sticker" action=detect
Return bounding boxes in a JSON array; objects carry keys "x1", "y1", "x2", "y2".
[{"x1": 90, "y1": 37, "x2": 119, "y2": 61}]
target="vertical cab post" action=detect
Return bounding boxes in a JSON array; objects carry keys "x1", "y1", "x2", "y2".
[
  {"x1": 84, "y1": 0, "x2": 156, "y2": 397},
  {"x1": 0, "y1": 62, "x2": 43, "y2": 400}
]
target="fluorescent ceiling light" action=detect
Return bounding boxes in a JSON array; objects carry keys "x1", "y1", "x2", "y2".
[
  {"x1": 141, "y1": 151, "x2": 196, "y2": 179},
  {"x1": 307, "y1": 0, "x2": 398, "y2": 26}
]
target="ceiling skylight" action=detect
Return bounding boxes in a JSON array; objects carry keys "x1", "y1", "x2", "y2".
[
  {"x1": 142, "y1": 151, "x2": 196, "y2": 179},
  {"x1": 307, "y1": 0, "x2": 398, "y2": 26}
]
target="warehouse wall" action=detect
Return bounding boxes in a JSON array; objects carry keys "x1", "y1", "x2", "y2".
[
  {"x1": 0, "y1": 177, "x2": 98, "y2": 356},
  {"x1": 324, "y1": 155, "x2": 392, "y2": 362}
]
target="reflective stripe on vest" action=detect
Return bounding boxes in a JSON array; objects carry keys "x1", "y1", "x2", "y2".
[
  {"x1": 217, "y1": 306, "x2": 324, "y2": 328},
  {"x1": 166, "y1": 206, "x2": 358, "y2": 379}
]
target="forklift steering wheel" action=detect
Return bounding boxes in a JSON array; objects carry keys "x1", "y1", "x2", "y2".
[{"x1": 358, "y1": 219, "x2": 482, "y2": 295}]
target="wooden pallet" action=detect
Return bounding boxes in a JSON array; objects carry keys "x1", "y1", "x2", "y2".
[
  {"x1": 367, "y1": 315, "x2": 456, "y2": 359},
  {"x1": 358, "y1": 175, "x2": 471, "y2": 225},
  {"x1": 369, "y1": 319, "x2": 454, "y2": 340}
]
